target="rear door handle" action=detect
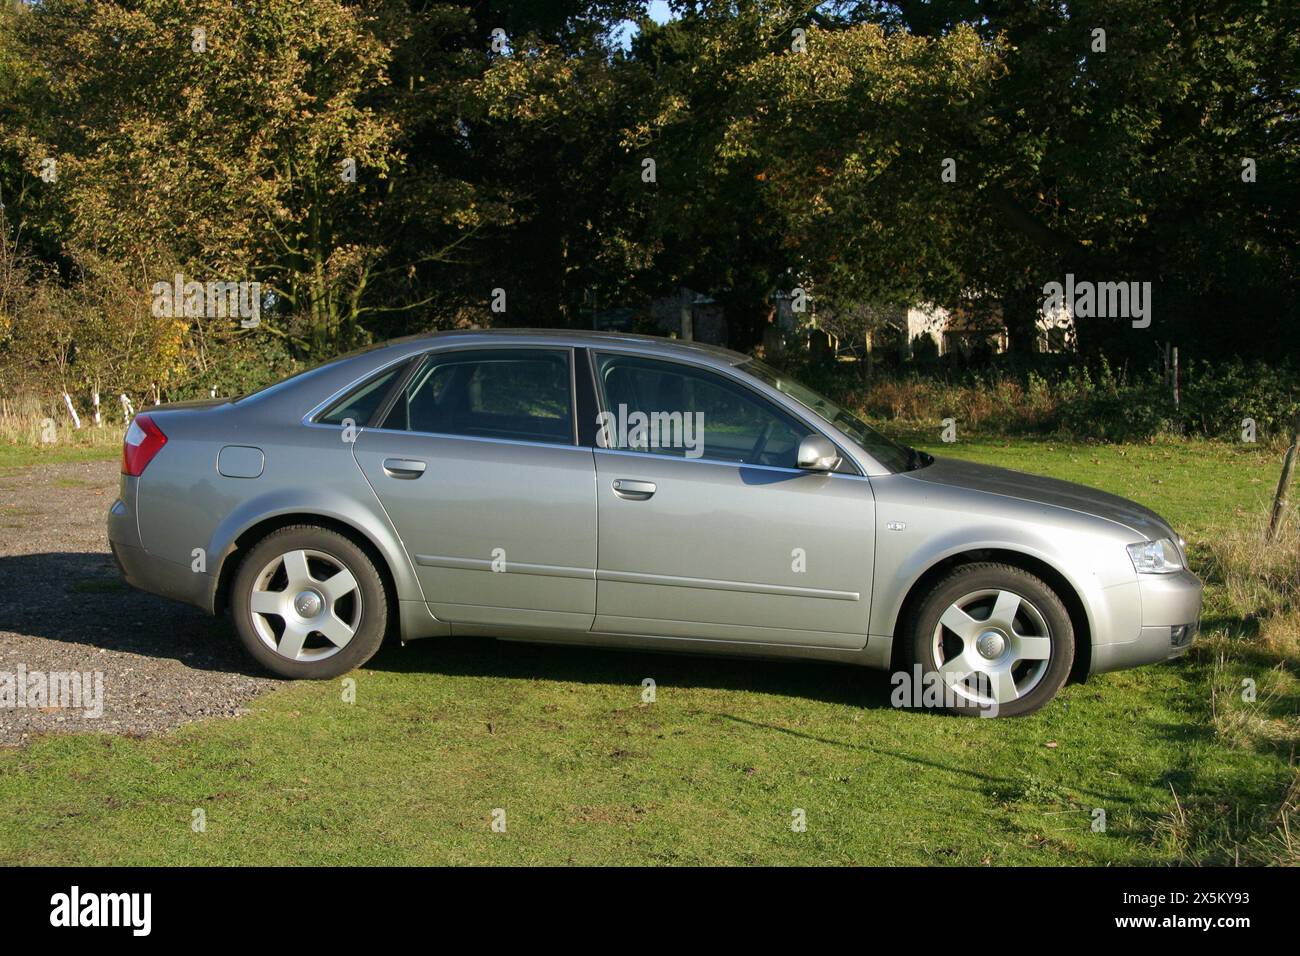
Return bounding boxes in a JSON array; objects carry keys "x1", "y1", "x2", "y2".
[
  {"x1": 383, "y1": 458, "x2": 427, "y2": 479},
  {"x1": 612, "y1": 479, "x2": 656, "y2": 500}
]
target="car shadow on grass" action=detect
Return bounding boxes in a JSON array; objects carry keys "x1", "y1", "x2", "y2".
[
  {"x1": 368, "y1": 631, "x2": 901, "y2": 710},
  {"x1": 369, "y1": 631, "x2": 1143, "y2": 737},
  {"x1": 0, "y1": 551, "x2": 270, "y2": 679}
]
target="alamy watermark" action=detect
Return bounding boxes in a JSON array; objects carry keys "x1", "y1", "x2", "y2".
[
  {"x1": 596, "y1": 405, "x2": 705, "y2": 459},
  {"x1": 890, "y1": 664, "x2": 1000, "y2": 718},
  {"x1": 50, "y1": 886, "x2": 150, "y2": 936},
  {"x1": 1, "y1": 664, "x2": 104, "y2": 718},
  {"x1": 151, "y1": 273, "x2": 261, "y2": 328},
  {"x1": 1042, "y1": 273, "x2": 1151, "y2": 329}
]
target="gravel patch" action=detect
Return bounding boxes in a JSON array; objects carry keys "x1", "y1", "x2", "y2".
[{"x1": 0, "y1": 458, "x2": 281, "y2": 745}]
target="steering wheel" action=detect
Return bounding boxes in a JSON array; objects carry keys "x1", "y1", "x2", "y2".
[{"x1": 749, "y1": 421, "x2": 774, "y2": 464}]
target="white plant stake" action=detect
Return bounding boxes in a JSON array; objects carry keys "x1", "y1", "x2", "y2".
[
  {"x1": 62, "y1": 392, "x2": 81, "y2": 429},
  {"x1": 120, "y1": 393, "x2": 135, "y2": 422},
  {"x1": 92, "y1": 390, "x2": 102, "y2": 426}
]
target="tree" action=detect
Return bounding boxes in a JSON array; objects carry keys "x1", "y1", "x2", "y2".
[
  {"x1": 716, "y1": 17, "x2": 1003, "y2": 317},
  {"x1": 861, "y1": 0, "x2": 1300, "y2": 359},
  {"x1": 2, "y1": 0, "x2": 499, "y2": 357},
  {"x1": 466, "y1": 9, "x2": 648, "y2": 328}
]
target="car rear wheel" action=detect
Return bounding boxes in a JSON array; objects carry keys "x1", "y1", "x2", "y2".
[
  {"x1": 230, "y1": 525, "x2": 388, "y2": 679},
  {"x1": 905, "y1": 563, "x2": 1074, "y2": 717}
]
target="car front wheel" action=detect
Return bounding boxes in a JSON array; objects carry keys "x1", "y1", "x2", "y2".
[
  {"x1": 230, "y1": 525, "x2": 388, "y2": 679},
  {"x1": 906, "y1": 562, "x2": 1074, "y2": 717}
]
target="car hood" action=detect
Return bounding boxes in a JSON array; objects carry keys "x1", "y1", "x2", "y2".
[{"x1": 906, "y1": 455, "x2": 1176, "y2": 541}]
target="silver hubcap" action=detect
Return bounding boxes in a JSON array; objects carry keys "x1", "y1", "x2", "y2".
[
  {"x1": 976, "y1": 630, "x2": 1006, "y2": 659},
  {"x1": 931, "y1": 588, "x2": 1052, "y2": 707},
  {"x1": 249, "y1": 549, "x2": 362, "y2": 662},
  {"x1": 294, "y1": 591, "x2": 323, "y2": 618}
]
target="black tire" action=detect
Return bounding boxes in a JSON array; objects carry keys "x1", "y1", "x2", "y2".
[
  {"x1": 904, "y1": 562, "x2": 1074, "y2": 717},
  {"x1": 230, "y1": 525, "x2": 388, "y2": 679}
]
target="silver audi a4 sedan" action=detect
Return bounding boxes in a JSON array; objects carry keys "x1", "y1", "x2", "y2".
[{"x1": 108, "y1": 329, "x2": 1201, "y2": 716}]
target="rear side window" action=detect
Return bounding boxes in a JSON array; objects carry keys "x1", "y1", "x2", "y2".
[
  {"x1": 381, "y1": 348, "x2": 574, "y2": 445},
  {"x1": 317, "y1": 364, "x2": 406, "y2": 426}
]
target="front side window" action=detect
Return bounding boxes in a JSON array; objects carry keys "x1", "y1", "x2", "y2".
[
  {"x1": 741, "y1": 359, "x2": 916, "y2": 472},
  {"x1": 592, "y1": 353, "x2": 811, "y2": 468},
  {"x1": 381, "y1": 348, "x2": 574, "y2": 445}
]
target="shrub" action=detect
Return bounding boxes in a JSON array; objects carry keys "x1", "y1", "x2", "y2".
[
  {"x1": 170, "y1": 332, "x2": 301, "y2": 401},
  {"x1": 1055, "y1": 360, "x2": 1178, "y2": 442},
  {"x1": 1179, "y1": 359, "x2": 1299, "y2": 441},
  {"x1": 764, "y1": 350, "x2": 1300, "y2": 444}
]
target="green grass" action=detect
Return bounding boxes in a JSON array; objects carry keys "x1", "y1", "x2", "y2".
[
  {"x1": 0, "y1": 439, "x2": 118, "y2": 474},
  {"x1": 902, "y1": 431, "x2": 1280, "y2": 539},
  {"x1": 0, "y1": 436, "x2": 1295, "y2": 865}
]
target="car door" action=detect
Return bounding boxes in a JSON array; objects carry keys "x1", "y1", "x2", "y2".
[
  {"x1": 589, "y1": 351, "x2": 875, "y2": 649},
  {"x1": 353, "y1": 346, "x2": 597, "y2": 630}
]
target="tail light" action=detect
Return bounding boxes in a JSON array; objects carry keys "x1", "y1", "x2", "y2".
[{"x1": 122, "y1": 413, "x2": 168, "y2": 476}]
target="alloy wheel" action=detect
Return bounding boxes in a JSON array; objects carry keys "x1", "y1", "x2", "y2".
[
  {"x1": 930, "y1": 587, "x2": 1052, "y2": 708},
  {"x1": 248, "y1": 549, "x2": 362, "y2": 662}
]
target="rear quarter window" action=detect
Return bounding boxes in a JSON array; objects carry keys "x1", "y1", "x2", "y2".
[{"x1": 317, "y1": 364, "x2": 407, "y2": 426}]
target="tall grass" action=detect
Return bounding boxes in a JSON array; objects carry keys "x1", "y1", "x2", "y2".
[
  {"x1": 1195, "y1": 508, "x2": 1300, "y2": 863},
  {"x1": 854, "y1": 375, "x2": 1061, "y2": 434},
  {"x1": 1201, "y1": 511, "x2": 1300, "y2": 647},
  {"x1": 0, "y1": 394, "x2": 122, "y2": 449}
]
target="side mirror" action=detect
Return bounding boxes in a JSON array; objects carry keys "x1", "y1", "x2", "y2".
[{"x1": 796, "y1": 434, "x2": 841, "y2": 472}]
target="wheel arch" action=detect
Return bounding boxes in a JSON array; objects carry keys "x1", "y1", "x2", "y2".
[
  {"x1": 211, "y1": 512, "x2": 403, "y2": 625},
  {"x1": 887, "y1": 548, "x2": 1093, "y2": 683}
]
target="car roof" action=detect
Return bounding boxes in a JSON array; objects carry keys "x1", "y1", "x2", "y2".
[{"x1": 378, "y1": 328, "x2": 751, "y2": 366}]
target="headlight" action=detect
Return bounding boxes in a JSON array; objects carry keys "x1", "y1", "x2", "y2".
[{"x1": 1127, "y1": 538, "x2": 1183, "y2": 574}]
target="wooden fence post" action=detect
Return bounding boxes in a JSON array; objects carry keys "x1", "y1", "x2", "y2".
[{"x1": 1267, "y1": 410, "x2": 1300, "y2": 542}]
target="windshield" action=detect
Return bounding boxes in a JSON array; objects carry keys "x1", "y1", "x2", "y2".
[{"x1": 741, "y1": 359, "x2": 920, "y2": 473}]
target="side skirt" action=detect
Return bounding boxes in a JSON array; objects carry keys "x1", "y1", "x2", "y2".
[{"x1": 444, "y1": 622, "x2": 893, "y2": 669}]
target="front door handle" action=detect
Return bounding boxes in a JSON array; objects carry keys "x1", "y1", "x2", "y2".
[
  {"x1": 383, "y1": 458, "x2": 427, "y2": 479},
  {"x1": 612, "y1": 478, "x2": 656, "y2": 500}
]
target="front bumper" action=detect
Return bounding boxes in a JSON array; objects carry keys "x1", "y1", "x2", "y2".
[{"x1": 1091, "y1": 569, "x2": 1202, "y2": 674}]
